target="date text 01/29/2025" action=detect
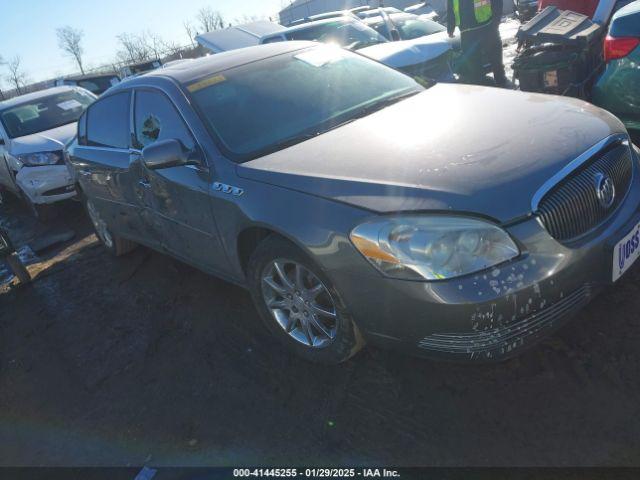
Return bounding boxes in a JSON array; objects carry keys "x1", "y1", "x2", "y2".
[
  {"x1": 232, "y1": 468, "x2": 401, "y2": 478},
  {"x1": 613, "y1": 222, "x2": 640, "y2": 282}
]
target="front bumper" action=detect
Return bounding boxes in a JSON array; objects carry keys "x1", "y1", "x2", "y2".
[
  {"x1": 15, "y1": 165, "x2": 76, "y2": 205},
  {"x1": 328, "y1": 149, "x2": 640, "y2": 362}
]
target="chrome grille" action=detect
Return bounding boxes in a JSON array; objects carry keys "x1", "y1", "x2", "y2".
[{"x1": 537, "y1": 143, "x2": 633, "y2": 241}]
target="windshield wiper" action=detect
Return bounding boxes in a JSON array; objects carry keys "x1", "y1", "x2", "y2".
[
  {"x1": 249, "y1": 131, "x2": 323, "y2": 159},
  {"x1": 245, "y1": 91, "x2": 421, "y2": 160},
  {"x1": 351, "y1": 90, "x2": 421, "y2": 120}
]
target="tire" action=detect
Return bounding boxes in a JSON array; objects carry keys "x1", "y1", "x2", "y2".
[
  {"x1": 33, "y1": 204, "x2": 57, "y2": 222},
  {"x1": 83, "y1": 197, "x2": 137, "y2": 257},
  {"x1": 6, "y1": 253, "x2": 31, "y2": 284},
  {"x1": 247, "y1": 235, "x2": 365, "y2": 364}
]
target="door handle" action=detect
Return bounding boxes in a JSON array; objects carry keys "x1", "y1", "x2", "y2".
[{"x1": 138, "y1": 179, "x2": 151, "y2": 189}]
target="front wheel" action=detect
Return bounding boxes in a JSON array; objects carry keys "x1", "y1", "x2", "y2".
[
  {"x1": 247, "y1": 236, "x2": 365, "y2": 364},
  {"x1": 84, "y1": 198, "x2": 137, "y2": 257},
  {"x1": 6, "y1": 253, "x2": 31, "y2": 284}
]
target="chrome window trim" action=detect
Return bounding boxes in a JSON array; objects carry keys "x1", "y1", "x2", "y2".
[
  {"x1": 75, "y1": 145, "x2": 131, "y2": 154},
  {"x1": 531, "y1": 133, "x2": 630, "y2": 213}
]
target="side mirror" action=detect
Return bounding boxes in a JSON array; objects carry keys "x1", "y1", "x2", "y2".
[
  {"x1": 142, "y1": 139, "x2": 190, "y2": 170},
  {"x1": 0, "y1": 138, "x2": 5, "y2": 146},
  {"x1": 390, "y1": 29, "x2": 401, "y2": 41}
]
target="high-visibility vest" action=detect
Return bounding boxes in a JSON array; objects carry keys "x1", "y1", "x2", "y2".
[{"x1": 453, "y1": 0, "x2": 493, "y2": 29}]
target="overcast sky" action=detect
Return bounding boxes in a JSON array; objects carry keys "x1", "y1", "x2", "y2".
[{"x1": 1, "y1": 0, "x2": 287, "y2": 85}]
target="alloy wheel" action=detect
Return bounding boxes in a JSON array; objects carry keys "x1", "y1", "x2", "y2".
[{"x1": 261, "y1": 259, "x2": 338, "y2": 348}]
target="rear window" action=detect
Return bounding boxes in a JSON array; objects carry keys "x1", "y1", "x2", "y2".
[
  {"x1": 0, "y1": 89, "x2": 95, "y2": 139},
  {"x1": 188, "y1": 46, "x2": 422, "y2": 161}
]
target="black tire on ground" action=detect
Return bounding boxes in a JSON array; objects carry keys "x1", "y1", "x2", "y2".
[
  {"x1": 247, "y1": 235, "x2": 365, "y2": 364},
  {"x1": 82, "y1": 197, "x2": 137, "y2": 257},
  {"x1": 33, "y1": 204, "x2": 58, "y2": 222},
  {"x1": 21, "y1": 191, "x2": 57, "y2": 222},
  {"x1": 6, "y1": 254, "x2": 31, "y2": 284}
]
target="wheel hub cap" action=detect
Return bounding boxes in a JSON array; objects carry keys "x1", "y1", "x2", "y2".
[{"x1": 261, "y1": 259, "x2": 338, "y2": 348}]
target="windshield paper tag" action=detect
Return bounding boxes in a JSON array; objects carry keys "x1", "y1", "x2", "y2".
[
  {"x1": 295, "y1": 46, "x2": 344, "y2": 67},
  {"x1": 188, "y1": 74, "x2": 226, "y2": 92},
  {"x1": 57, "y1": 99, "x2": 83, "y2": 111}
]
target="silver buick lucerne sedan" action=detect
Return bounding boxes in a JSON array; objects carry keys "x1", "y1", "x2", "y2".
[{"x1": 66, "y1": 42, "x2": 640, "y2": 364}]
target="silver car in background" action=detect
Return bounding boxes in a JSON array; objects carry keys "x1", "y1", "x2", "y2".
[
  {"x1": 66, "y1": 42, "x2": 640, "y2": 364},
  {"x1": 196, "y1": 17, "x2": 455, "y2": 82}
]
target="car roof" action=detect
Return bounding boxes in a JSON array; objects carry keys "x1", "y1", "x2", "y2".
[
  {"x1": 268, "y1": 16, "x2": 358, "y2": 36},
  {"x1": 63, "y1": 72, "x2": 119, "y2": 81},
  {"x1": 616, "y1": 0, "x2": 640, "y2": 16},
  {"x1": 119, "y1": 42, "x2": 316, "y2": 87},
  {"x1": 364, "y1": 12, "x2": 416, "y2": 24},
  {"x1": 0, "y1": 86, "x2": 79, "y2": 110},
  {"x1": 358, "y1": 7, "x2": 401, "y2": 18}
]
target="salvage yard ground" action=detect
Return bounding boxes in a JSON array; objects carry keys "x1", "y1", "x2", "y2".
[{"x1": 2, "y1": 191, "x2": 640, "y2": 466}]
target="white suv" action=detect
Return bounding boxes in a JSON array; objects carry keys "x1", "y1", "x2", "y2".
[{"x1": 0, "y1": 86, "x2": 95, "y2": 215}]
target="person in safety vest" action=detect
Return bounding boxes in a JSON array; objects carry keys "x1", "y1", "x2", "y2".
[{"x1": 447, "y1": 0, "x2": 506, "y2": 86}]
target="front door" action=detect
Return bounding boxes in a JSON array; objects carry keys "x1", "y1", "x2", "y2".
[
  {"x1": 132, "y1": 88, "x2": 229, "y2": 274},
  {"x1": 72, "y1": 91, "x2": 157, "y2": 247}
]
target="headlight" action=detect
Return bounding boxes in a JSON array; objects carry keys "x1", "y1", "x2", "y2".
[
  {"x1": 17, "y1": 151, "x2": 61, "y2": 166},
  {"x1": 350, "y1": 216, "x2": 519, "y2": 281}
]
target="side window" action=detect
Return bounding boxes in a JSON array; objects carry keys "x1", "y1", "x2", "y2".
[
  {"x1": 134, "y1": 90, "x2": 195, "y2": 151},
  {"x1": 86, "y1": 92, "x2": 130, "y2": 149},
  {"x1": 77, "y1": 111, "x2": 87, "y2": 145}
]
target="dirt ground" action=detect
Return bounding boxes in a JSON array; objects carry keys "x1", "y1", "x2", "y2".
[{"x1": 1, "y1": 191, "x2": 640, "y2": 468}]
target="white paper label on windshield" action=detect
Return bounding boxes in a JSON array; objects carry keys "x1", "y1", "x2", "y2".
[
  {"x1": 57, "y1": 99, "x2": 83, "y2": 111},
  {"x1": 295, "y1": 46, "x2": 345, "y2": 67}
]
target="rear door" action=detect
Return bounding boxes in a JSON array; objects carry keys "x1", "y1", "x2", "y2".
[
  {"x1": 72, "y1": 91, "x2": 158, "y2": 247},
  {"x1": 132, "y1": 88, "x2": 228, "y2": 272}
]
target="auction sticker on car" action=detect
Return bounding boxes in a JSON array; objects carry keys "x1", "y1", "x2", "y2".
[{"x1": 613, "y1": 223, "x2": 640, "y2": 282}]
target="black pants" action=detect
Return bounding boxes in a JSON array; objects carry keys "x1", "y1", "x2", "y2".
[{"x1": 459, "y1": 24, "x2": 506, "y2": 85}]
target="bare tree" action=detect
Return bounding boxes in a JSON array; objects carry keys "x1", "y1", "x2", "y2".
[
  {"x1": 5, "y1": 56, "x2": 28, "y2": 94},
  {"x1": 196, "y1": 6, "x2": 225, "y2": 33},
  {"x1": 144, "y1": 31, "x2": 177, "y2": 59},
  {"x1": 116, "y1": 33, "x2": 152, "y2": 64},
  {"x1": 183, "y1": 20, "x2": 198, "y2": 47},
  {"x1": 56, "y1": 26, "x2": 85, "y2": 74}
]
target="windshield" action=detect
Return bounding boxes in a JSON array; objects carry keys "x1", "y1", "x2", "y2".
[
  {"x1": 394, "y1": 16, "x2": 446, "y2": 39},
  {"x1": 371, "y1": 15, "x2": 446, "y2": 40},
  {"x1": 0, "y1": 89, "x2": 94, "y2": 139},
  {"x1": 284, "y1": 20, "x2": 388, "y2": 50},
  {"x1": 188, "y1": 46, "x2": 423, "y2": 161}
]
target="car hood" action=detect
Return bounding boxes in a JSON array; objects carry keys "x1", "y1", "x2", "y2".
[
  {"x1": 8, "y1": 122, "x2": 77, "y2": 156},
  {"x1": 359, "y1": 31, "x2": 452, "y2": 68},
  {"x1": 238, "y1": 84, "x2": 626, "y2": 223}
]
